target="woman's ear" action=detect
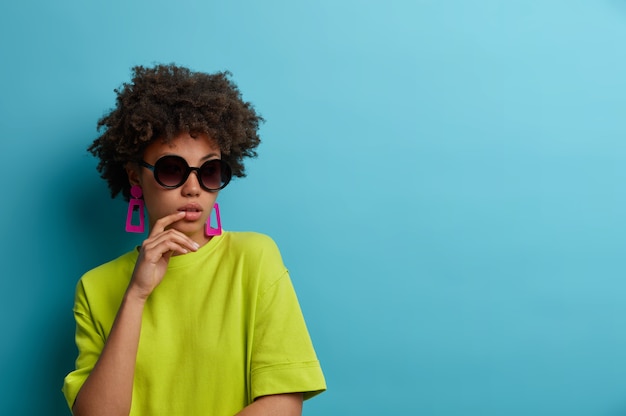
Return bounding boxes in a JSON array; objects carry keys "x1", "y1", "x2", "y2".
[{"x1": 125, "y1": 162, "x2": 142, "y2": 187}]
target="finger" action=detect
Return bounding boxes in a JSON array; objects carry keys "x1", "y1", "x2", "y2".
[
  {"x1": 142, "y1": 229, "x2": 200, "y2": 256},
  {"x1": 140, "y1": 238, "x2": 195, "y2": 263},
  {"x1": 149, "y1": 211, "x2": 187, "y2": 235}
]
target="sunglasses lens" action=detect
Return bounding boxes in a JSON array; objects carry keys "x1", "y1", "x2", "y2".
[
  {"x1": 150, "y1": 156, "x2": 232, "y2": 191},
  {"x1": 155, "y1": 156, "x2": 187, "y2": 187},
  {"x1": 200, "y1": 160, "x2": 231, "y2": 190}
]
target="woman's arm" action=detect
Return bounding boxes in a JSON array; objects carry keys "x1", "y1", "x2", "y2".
[
  {"x1": 236, "y1": 393, "x2": 303, "y2": 416},
  {"x1": 72, "y1": 291, "x2": 146, "y2": 416},
  {"x1": 72, "y1": 212, "x2": 199, "y2": 416}
]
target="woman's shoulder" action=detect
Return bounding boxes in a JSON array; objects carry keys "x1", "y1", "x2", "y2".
[
  {"x1": 225, "y1": 230, "x2": 278, "y2": 248},
  {"x1": 222, "y1": 231, "x2": 284, "y2": 260},
  {"x1": 221, "y1": 232, "x2": 288, "y2": 287},
  {"x1": 80, "y1": 249, "x2": 138, "y2": 286}
]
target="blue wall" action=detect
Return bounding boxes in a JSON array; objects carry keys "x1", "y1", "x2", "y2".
[{"x1": 2, "y1": 1, "x2": 626, "y2": 415}]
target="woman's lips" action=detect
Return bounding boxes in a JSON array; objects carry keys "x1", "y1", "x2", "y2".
[
  {"x1": 182, "y1": 211, "x2": 202, "y2": 221},
  {"x1": 178, "y1": 205, "x2": 203, "y2": 221}
]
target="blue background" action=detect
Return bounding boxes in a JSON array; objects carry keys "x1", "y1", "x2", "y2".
[{"x1": 2, "y1": 1, "x2": 626, "y2": 415}]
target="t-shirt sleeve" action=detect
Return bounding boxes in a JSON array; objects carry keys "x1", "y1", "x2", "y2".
[
  {"x1": 250, "y1": 270, "x2": 326, "y2": 401},
  {"x1": 62, "y1": 279, "x2": 105, "y2": 409}
]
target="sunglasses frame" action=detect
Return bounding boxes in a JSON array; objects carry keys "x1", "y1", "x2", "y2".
[{"x1": 139, "y1": 155, "x2": 232, "y2": 192}]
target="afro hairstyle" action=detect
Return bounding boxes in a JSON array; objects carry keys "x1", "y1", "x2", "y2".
[{"x1": 88, "y1": 63, "x2": 263, "y2": 201}]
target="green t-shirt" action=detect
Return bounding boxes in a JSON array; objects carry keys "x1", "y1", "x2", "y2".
[{"x1": 63, "y1": 231, "x2": 325, "y2": 415}]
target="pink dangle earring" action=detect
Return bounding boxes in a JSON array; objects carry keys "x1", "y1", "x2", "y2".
[
  {"x1": 205, "y1": 203, "x2": 222, "y2": 236},
  {"x1": 125, "y1": 185, "x2": 145, "y2": 233}
]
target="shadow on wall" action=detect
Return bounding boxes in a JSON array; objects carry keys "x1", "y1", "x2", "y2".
[
  {"x1": 58, "y1": 156, "x2": 142, "y2": 265},
  {"x1": 10, "y1": 140, "x2": 142, "y2": 415},
  {"x1": 23, "y1": 313, "x2": 76, "y2": 416},
  {"x1": 607, "y1": 405, "x2": 626, "y2": 416}
]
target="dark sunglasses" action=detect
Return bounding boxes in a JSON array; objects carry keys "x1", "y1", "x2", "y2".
[{"x1": 139, "y1": 155, "x2": 232, "y2": 192}]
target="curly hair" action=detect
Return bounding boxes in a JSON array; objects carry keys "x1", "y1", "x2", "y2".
[{"x1": 88, "y1": 63, "x2": 263, "y2": 200}]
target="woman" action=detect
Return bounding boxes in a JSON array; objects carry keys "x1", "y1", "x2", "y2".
[{"x1": 63, "y1": 64, "x2": 326, "y2": 416}]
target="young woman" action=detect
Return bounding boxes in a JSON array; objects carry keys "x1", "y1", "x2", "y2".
[{"x1": 63, "y1": 64, "x2": 326, "y2": 416}]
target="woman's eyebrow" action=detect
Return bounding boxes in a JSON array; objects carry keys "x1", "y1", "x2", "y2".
[{"x1": 200, "y1": 152, "x2": 221, "y2": 161}]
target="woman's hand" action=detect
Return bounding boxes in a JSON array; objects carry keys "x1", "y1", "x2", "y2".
[{"x1": 127, "y1": 211, "x2": 200, "y2": 300}]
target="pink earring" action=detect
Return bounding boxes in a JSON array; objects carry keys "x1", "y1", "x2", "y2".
[
  {"x1": 205, "y1": 203, "x2": 222, "y2": 236},
  {"x1": 125, "y1": 185, "x2": 145, "y2": 233}
]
